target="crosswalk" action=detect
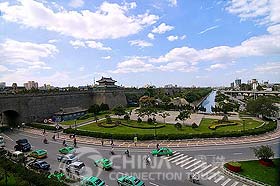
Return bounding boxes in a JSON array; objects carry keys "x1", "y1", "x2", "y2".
[{"x1": 161, "y1": 151, "x2": 247, "y2": 186}]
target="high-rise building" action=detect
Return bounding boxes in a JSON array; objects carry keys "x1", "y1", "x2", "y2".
[
  {"x1": 230, "y1": 82, "x2": 234, "y2": 88},
  {"x1": 0, "y1": 82, "x2": 5, "y2": 89},
  {"x1": 235, "y1": 79, "x2": 241, "y2": 87},
  {"x1": 24, "y1": 81, "x2": 39, "y2": 90}
]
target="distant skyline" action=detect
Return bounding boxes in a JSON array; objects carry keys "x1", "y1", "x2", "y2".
[{"x1": 0, "y1": 0, "x2": 279, "y2": 87}]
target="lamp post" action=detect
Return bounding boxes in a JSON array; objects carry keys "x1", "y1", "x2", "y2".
[
  {"x1": 243, "y1": 119, "x2": 245, "y2": 132},
  {"x1": 153, "y1": 115, "x2": 157, "y2": 138}
]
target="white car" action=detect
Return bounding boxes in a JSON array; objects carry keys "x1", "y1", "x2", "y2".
[
  {"x1": 0, "y1": 136, "x2": 5, "y2": 147},
  {"x1": 66, "y1": 161, "x2": 85, "y2": 175},
  {"x1": 57, "y1": 154, "x2": 78, "y2": 164}
]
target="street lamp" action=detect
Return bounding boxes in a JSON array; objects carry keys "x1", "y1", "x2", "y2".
[
  {"x1": 243, "y1": 119, "x2": 245, "y2": 131},
  {"x1": 153, "y1": 115, "x2": 157, "y2": 138}
]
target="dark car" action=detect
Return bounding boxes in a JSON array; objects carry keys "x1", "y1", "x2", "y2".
[
  {"x1": 14, "y1": 139, "x2": 31, "y2": 152},
  {"x1": 29, "y1": 160, "x2": 50, "y2": 171}
]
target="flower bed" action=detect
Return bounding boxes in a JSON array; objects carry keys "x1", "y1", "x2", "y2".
[
  {"x1": 259, "y1": 159, "x2": 274, "y2": 167},
  {"x1": 225, "y1": 161, "x2": 241, "y2": 172},
  {"x1": 121, "y1": 123, "x2": 166, "y2": 129},
  {"x1": 209, "y1": 122, "x2": 238, "y2": 130}
]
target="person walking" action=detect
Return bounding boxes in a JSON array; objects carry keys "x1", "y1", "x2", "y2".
[
  {"x1": 101, "y1": 139, "x2": 104, "y2": 146},
  {"x1": 73, "y1": 137, "x2": 77, "y2": 147},
  {"x1": 156, "y1": 143, "x2": 160, "y2": 150},
  {"x1": 52, "y1": 134, "x2": 56, "y2": 141},
  {"x1": 110, "y1": 138, "x2": 114, "y2": 146}
]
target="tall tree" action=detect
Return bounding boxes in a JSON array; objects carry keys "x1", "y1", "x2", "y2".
[
  {"x1": 175, "y1": 110, "x2": 191, "y2": 125},
  {"x1": 159, "y1": 112, "x2": 170, "y2": 124},
  {"x1": 112, "y1": 105, "x2": 126, "y2": 119},
  {"x1": 246, "y1": 97, "x2": 279, "y2": 117}
]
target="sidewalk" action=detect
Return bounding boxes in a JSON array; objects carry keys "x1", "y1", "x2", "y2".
[{"x1": 23, "y1": 121, "x2": 280, "y2": 149}]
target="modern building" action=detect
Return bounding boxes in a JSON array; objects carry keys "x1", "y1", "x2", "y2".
[
  {"x1": 0, "y1": 82, "x2": 5, "y2": 89},
  {"x1": 53, "y1": 107, "x2": 88, "y2": 122},
  {"x1": 24, "y1": 81, "x2": 38, "y2": 90},
  {"x1": 230, "y1": 82, "x2": 234, "y2": 88},
  {"x1": 235, "y1": 79, "x2": 241, "y2": 88},
  {"x1": 96, "y1": 77, "x2": 117, "y2": 88}
]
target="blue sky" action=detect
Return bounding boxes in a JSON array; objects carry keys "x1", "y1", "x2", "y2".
[{"x1": 0, "y1": 0, "x2": 279, "y2": 87}]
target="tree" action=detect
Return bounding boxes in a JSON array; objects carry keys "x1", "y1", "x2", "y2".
[
  {"x1": 246, "y1": 97, "x2": 279, "y2": 117},
  {"x1": 124, "y1": 114, "x2": 130, "y2": 124},
  {"x1": 136, "y1": 107, "x2": 158, "y2": 120},
  {"x1": 105, "y1": 115, "x2": 112, "y2": 124},
  {"x1": 112, "y1": 105, "x2": 126, "y2": 119},
  {"x1": 100, "y1": 103, "x2": 109, "y2": 111},
  {"x1": 252, "y1": 145, "x2": 274, "y2": 161},
  {"x1": 174, "y1": 123, "x2": 182, "y2": 130},
  {"x1": 159, "y1": 112, "x2": 170, "y2": 124},
  {"x1": 139, "y1": 96, "x2": 155, "y2": 107},
  {"x1": 175, "y1": 110, "x2": 190, "y2": 125},
  {"x1": 88, "y1": 104, "x2": 100, "y2": 115}
]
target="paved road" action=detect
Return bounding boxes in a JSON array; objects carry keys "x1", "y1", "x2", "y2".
[{"x1": 2, "y1": 130, "x2": 279, "y2": 186}]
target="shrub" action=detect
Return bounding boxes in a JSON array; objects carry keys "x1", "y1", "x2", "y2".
[
  {"x1": 100, "y1": 103, "x2": 109, "y2": 111},
  {"x1": 174, "y1": 123, "x2": 182, "y2": 130},
  {"x1": 137, "y1": 117, "x2": 142, "y2": 123},
  {"x1": 192, "y1": 122, "x2": 198, "y2": 128},
  {"x1": 147, "y1": 118, "x2": 153, "y2": 124},
  {"x1": 124, "y1": 114, "x2": 130, "y2": 121},
  {"x1": 226, "y1": 161, "x2": 241, "y2": 172},
  {"x1": 105, "y1": 115, "x2": 112, "y2": 124},
  {"x1": 252, "y1": 145, "x2": 274, "y2": 160},
  {"x1": 121, "y1": 123, "x2": 165, "y2": 129}
]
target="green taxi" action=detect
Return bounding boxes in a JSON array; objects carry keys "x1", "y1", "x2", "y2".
[
  {"x1": 94, "y1": 158, "x2": 113, "y2": 170},
  {"x1": 117, "y1": 175, "x2": 145, "y2": 186},
  {"x1": 80, "y1": 176, "x2": 105, "y2": 186},
  {"x1": 30, "y1": 149, "x2": 48, "y2": 159},
  {"x1": 59, "y1": 146, "x2": 76, "y2": 154},
  {"x1": 151, "y1": 147, "x2": 173, "y2": 157}
]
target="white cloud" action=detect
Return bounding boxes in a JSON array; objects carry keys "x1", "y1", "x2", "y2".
[
  {"x1": 150, "y1": 32, "x2": 280, "y2": 65},
  {"x1": 48, "y1": 39, "x2": 59, "y2": 43},
  {"x1": 110, "y1": 57, "x2": 155, "y2": 74},
  {"x1": 226, "y1": 0, "x2": 280, "y2": 25},
  {"x1": 267, "y1": 24, "x2": 280, "y2": 35},
  {"x1": 198, "y1": 25, "x2": 219, "y2": 35},
  {"x1": 206, "y1": 63, "x2": 227, "y2": 71},
  {"x1": 167, "y1": 35, "x2": 178, "y2": 41},
  {"x1": 102, "y1": 56, "x2": 111, "y2": 60},
  {"x1": 254, "y1": 62, "x2": 280, "y2": 74},
  {"x1": 79, "y1": 66, "x2": 85, "y2": 71},
  {"x1": 152, "y1": 23, "x2": 174, "y2": 34},
  {"x1": 68, "y1": 0, "x2": 84, "y2": 8},
  {"x1": 167, "y1": 0, "x2": 177, "y2": 7},
  {"x1": 0, "y1": 39, "x2": 58, "y2": 70},
  {"x1": 159, "y1": 62, "x2": 198, "y2": 72},
  {"x1": 147, "y1": 33, "x2": 155, "y2": 40},
  {"x1": 0, "y1": 0, "x2": 159, "y2": 40},
  {"x1": 69, "y1": 40, "x2": 111, "y2": 50},
  {"x1": 180, "y1": 35, "x2": 186, "y2": 40},
  {"x1": 129, "y1": 40, "x2": 153, "y2": 48},
  {"x1": 0, "y1": 65, "x2": 8, "y2": 72}
]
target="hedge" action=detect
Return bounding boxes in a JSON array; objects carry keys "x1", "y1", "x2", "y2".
[
  {"x1": 0, "y1": 156, "x2": 67, "y2": 186},
  {"x1": 63, "y1": 121, "x2": 277, "y2": 140},
  {"x1": 26, "y1": 123, "x2": 63, "y2": 131},
  {"x1": 0, "y1": 126, "x2": 10, "y2": 132}
]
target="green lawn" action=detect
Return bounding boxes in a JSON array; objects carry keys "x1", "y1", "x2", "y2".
[
  {"x1": 61, "y1": 111, "x2": 111, "y2": 125},
  {"x1": 237, "y1": 159, "x2": 280, "y2": 186},
  {"x1": 78, "y1": 118, "x2": 263, "y2": 135}
]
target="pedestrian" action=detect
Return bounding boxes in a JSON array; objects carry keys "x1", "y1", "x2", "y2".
[
  {"x1": 17, "y1": 125, "x2": 20, "y2": 130},
  {"x1": 156, "y1": 143, "x2": 160, "y2": 150},
  {"x1": 134, "y1": 136, "x2": 137, "y2": 147},
  {"x1": 111, "y1": 138, "x2": 114, "y2": 146},
  {"x1": 52, "y1": 134, "x2": 56, "y2": 141},
  {"x1": 101, "y1": 139, "x2": 104, "y2": 146},
  {"x1": 63, "y1": 139, "x2": 66, "y2": 146},
  {"x1": 73, "y1": 138, "x2": 77, "y2": 147},
  {"x1": 43, "y1": 128, "x2": 46, "y2": 135}
]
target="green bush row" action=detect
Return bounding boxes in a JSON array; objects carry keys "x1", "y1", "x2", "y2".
[
  {"x1": 209, "y1": 123, "x2": 238, "y2": 130},
  {"x1": 0, "y1": 156, "x2": 67, "y2": 186},
  {"x1": 63, "y1": 121, "x2": 277, "y2": 140},
  {"x1": 27, "y1": 123, "x2": 63, "y2": 131}
]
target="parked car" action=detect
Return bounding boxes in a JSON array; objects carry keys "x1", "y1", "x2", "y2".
[
  {"x1": 30, "y1": 149, "x2": 48, "y2": 159},
  {"x1": 117, "y1": 176, "x2": 145, "y2": 186},
  {"x1": 14, "y1": 139, "x2": 31, "y2": 152},
  {"x1": 10, "y1": 151, "x2": 25, "y2": 162},
  {"x1": 80, "y1": 176, "x2": 105, "y2": 186},
  {"x1": 57, "y1": 154, "x2": 78, "y2": 164},
  {"x1": 0, "y1": 136, "x2": 5, "y2": 147},
  {"x1": 93, "y1": 158, "x2": 113, "y2": 170},
  {"x1": 66, "y1": 161, "x2": 85, "y2": 175},
  {"x1": 59, "y1": 146, "x2": 76, "y2": 154},
  {"x1": 151, "y1": 147, "x2": 173, "y2": 157},
  {"x1": 29, "y1": 160, "x2": 50, "y2": 171}
]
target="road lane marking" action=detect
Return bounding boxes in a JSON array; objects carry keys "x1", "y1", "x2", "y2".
[
  {"x1": 21, "y1": 133, "x2": 40, "y2": 139},
  {"x1": 207, "y1": 171, "x2": 220, "y2": 180},
  {"x1": 231, "y1": 181, "x2": 239, "y2": 186},
  {"x1": 171, "y1": 155, "x2": 187, "y2": 163},
  {"x1": 149, "y1": 182, "x2": 160, "y2": 186},
  {"x1": 180, "y1": 159, "x2": 197, "y2": 168},
  {"x1": 214, "y1": 175, "x2": 224, "y2": 183},
  {"x1": 195, "y1": 164, "x2": 212, "y2": 174},
  {"x1": 201, "y1": 166, "x2": 218, "y2": 177},
  {"x1": 176, "y1": 157, "x2": 192, "y2": 165},
  {"x1": 221, "y1": 178, "x2": 231, "y2": 186},
  {"x1": 1, "y1": 134, "x2": 14, "y2": 142},
  {"x1": 190, "y1": 162, "x2": 206, "y2": 172},
  {"x1": 163, "y1": 152, "x2": 180, "y2": 159},
  {"x1": 185, "y1": 160, "x2": 201, "y2": 170},
  {"x1": 168, "y1": 154, "x2": 184, "y2": 161},
  {"x1": 233, "y1": 152, "x2": 243, "y2": 155}
]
